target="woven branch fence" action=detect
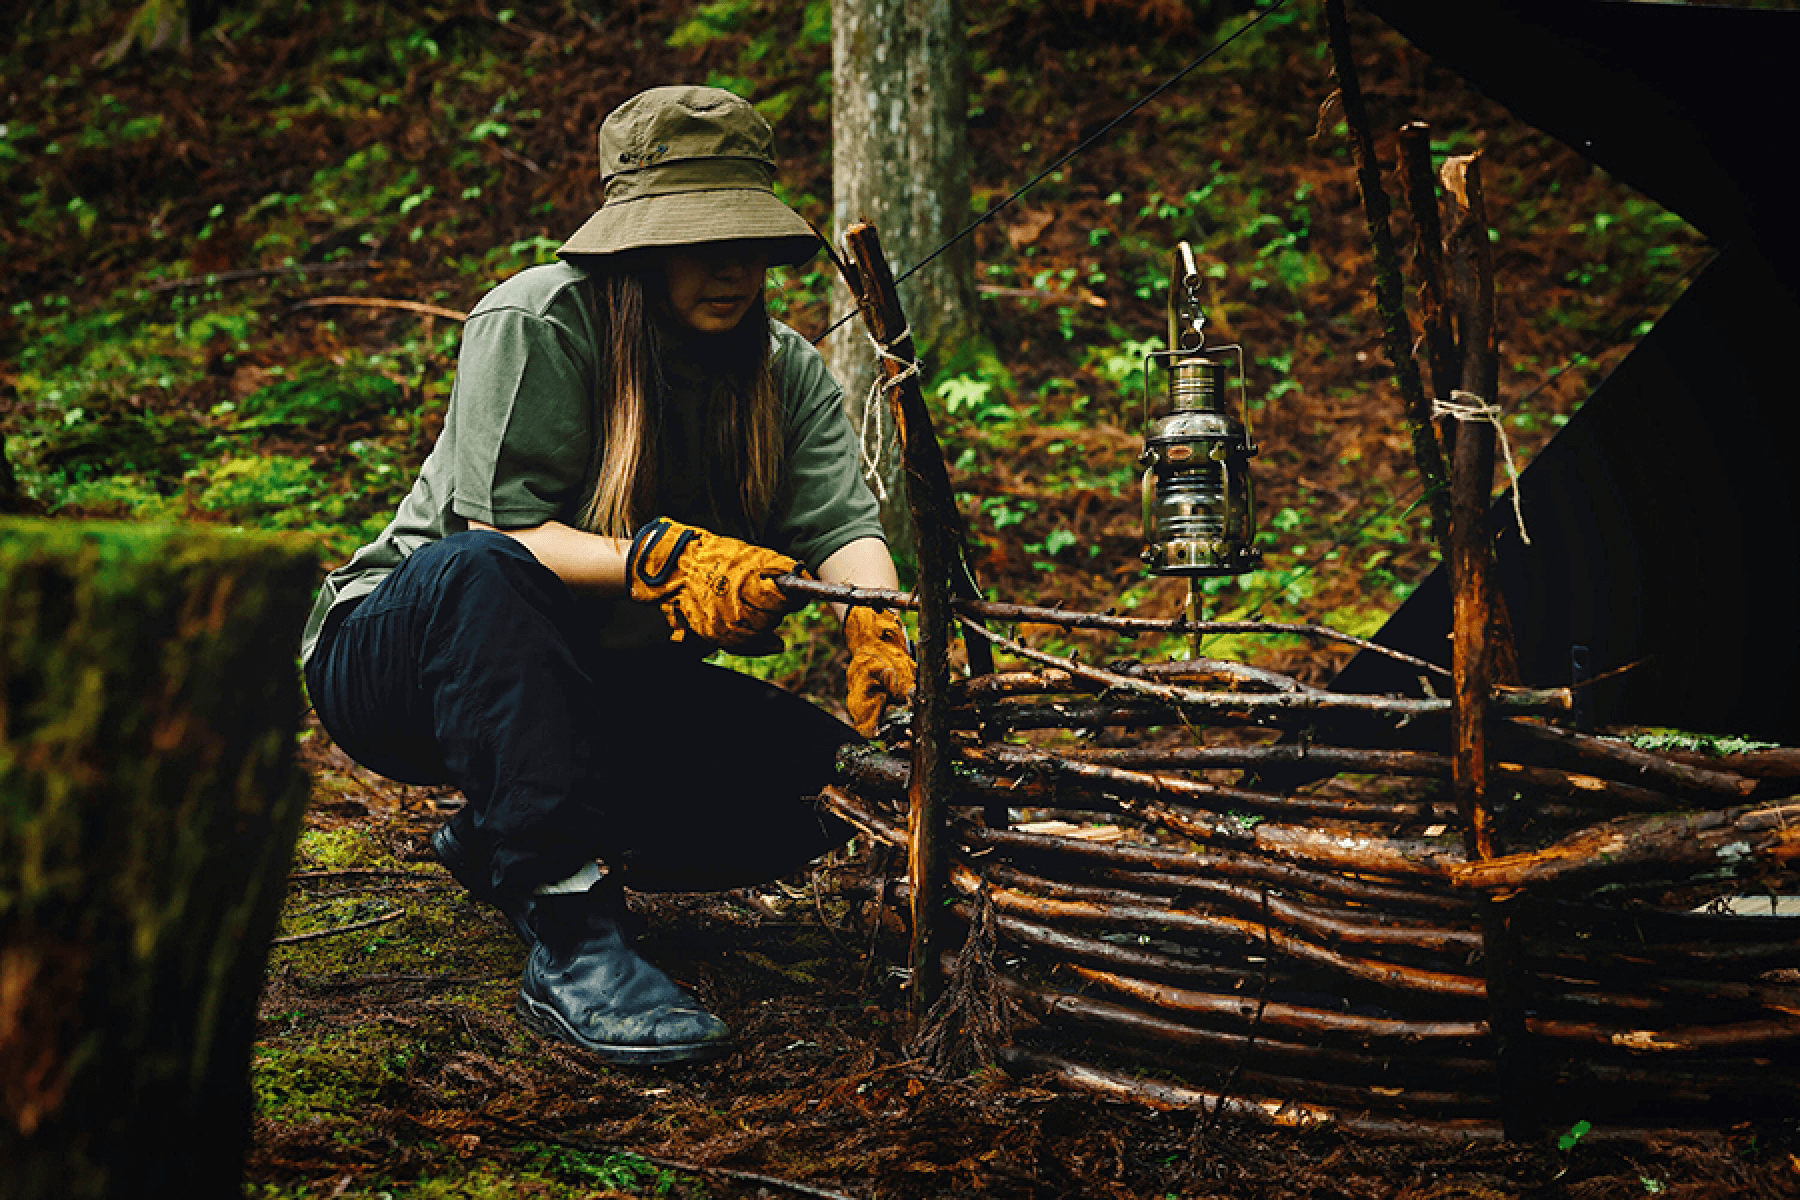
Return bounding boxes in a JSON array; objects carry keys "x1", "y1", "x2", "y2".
[{"x1": 790, "y1": 584, "x2": 1800, "y2": 1139}]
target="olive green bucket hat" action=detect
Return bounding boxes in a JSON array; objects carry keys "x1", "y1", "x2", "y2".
[{"x1": 558, "y1": 85, "x2": 819, "y2": 266}]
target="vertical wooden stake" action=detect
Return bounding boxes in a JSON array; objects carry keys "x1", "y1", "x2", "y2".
[
  {"x1": 1325, "y1": 0, "x2": 1452, "y2": 546},
  {"x1": 840, "y1": 222, "x2": 961, "y2": 1014},
  {"x1": 1443, "y1": 151, "x2": 1531, "y2": 1141},
  {"x1": 1446, "y1": 151, "x2": 1498, "y2": 865},
  {"x1": 1397, "y1": 121, "x2": 1460, "y2": 455},
  {"x1": 1403, "y1": 125, "x2": 1524, "y2": 689}
]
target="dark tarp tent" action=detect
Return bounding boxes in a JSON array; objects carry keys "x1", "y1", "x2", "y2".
[{"x1": 1331, "y1": 0, "x2": 1800, "y2": 742}]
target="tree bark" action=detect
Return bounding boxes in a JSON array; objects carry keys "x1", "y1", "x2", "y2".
[
  {"x1": 0, "y1": 519, "x2": 319, "y2": 1200},
  {"x1": 827, "y1": 0, "x2": 980, "y2": 556}
]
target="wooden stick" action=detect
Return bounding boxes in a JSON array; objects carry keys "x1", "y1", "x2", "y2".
[
  {"x1": 1527, "y1": 1015, "x2": 1800, "y2": 1053},
  {"x1": 978, "y1": 861, "x2": 1483, "y2": 957},
  {"x1": 1398, "y1": 122, "x2": 1460, "y2": 433},
  {"x1": 1057, "y1": 744, "x2": 1671, "y2": 810},
  {"x1": 1657, "y1": 745, "x2": 1800, "y2": 782},
  {"x1": 954, "y1": 661, "x2": 1309, "y2": 701},
  {"x1": 286, "y1": 295, "x2": 467, "y2": 321},
  {"x1": 963, "y1": 742, "x2": 1440, "y2": 822},
  {"x1": 957, "y1": 821, "x2": 1475, "y2": 914},
  {"x1": 270, "y1": 907, "x2": 404, "y2": 946},
  {"x1": 997, "y1": 974, "x2": 1495, "y2": 1080},
  {"x1": 774, "y1": 574, "x2": 1453, "y2": 677},
  {"x1": 1501, "y1": 720, "x2": 1757, "y2": 798},
  {"x1": 823, "y1": 783, "x2": 1475, "y2": 919},
  {"x1": 147, "y1": 259, "x2": 378, "y2": 293},
  {"x1": 1454, "y1": 800, "x2": 1800, "y2": 891},
  {"x1": 1119, "y1": 794, "x2": 1468, "y2": 883},
  {"x1": 997, "y1": 1049, "x2": 1505, "y2": 1140},
  {"x1": 839, "y1": 223, "x2": 957, "y2": 1015},
  {"x1": 839, "y1": 223, "x2": 995, "y2": 680},
  {"x1": 1443, "y1": 148, "x2": 1502, "y2": 864},
  {"x1": 1324, "y1": 0, "x2": 1451, "y2": 544},
  {"x1": 950, "y1": 864, "x2": 1486, "y2": 998},
  {"x1": 1067, "y1": 964, "x2": 1488, "y2": 1044},
  {"x1": 961, "y1": 619, "x2": 1571, "y2": 718},
  {"x1": 1438, "y1": 148, "x2": 1529, "y2": 1138}
]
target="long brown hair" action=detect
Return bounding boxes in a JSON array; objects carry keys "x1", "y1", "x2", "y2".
[{"x1": 577, "y1": 266, "x2": 782, "y2": 538}]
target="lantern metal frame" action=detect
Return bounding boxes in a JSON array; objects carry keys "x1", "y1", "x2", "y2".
[{"x1": 1138, "y1": 244, "x2": 1263, "y2": 578}]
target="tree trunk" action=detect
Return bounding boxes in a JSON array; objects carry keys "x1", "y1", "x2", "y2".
[
  {"x1": 0, "y1": 519, "x2": 320, "y2": 1200},
  {"x1": 828, "y1": 0, "x2": 980, "y2": 560}
]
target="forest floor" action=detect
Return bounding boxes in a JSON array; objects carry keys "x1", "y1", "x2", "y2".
[
  {"x1": 6, "y1": 0, "x2": 1797, "y2": 1195},
  {"x1": 268, "y1": 726, "x2": 1800, "y2": 1200}
]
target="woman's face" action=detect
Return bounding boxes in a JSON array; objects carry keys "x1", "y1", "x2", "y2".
[{"x1": 662, "y1": 243, "x2": 770, "y2": 334}]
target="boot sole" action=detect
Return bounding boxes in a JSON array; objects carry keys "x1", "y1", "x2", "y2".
[{"x1": 515, "y1": 991, "x2": 731, "y2": 1066}]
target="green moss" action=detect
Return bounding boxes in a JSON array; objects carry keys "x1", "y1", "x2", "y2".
[
  {"x1": 252, "y1": 1028, "x2": 402, "y2": 1124},
  {"x1": 293, "y1": 825, "x2": 392, "y2": 871},
  {"x1": 252, "y1": 1154, "x2": 693, "y2": 1199},
  {"x1": 1622, "y1": 728, "x2": 1780, "y2": 757}
]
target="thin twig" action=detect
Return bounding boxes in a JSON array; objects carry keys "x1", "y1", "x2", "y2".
[
  {"x1": 494, "y1": 142, "x2": 546, "y2": 175},
  {"x1": 628, "y1": 1153, "x2": 861, "y2": 1200},
  {"x1": 296, "y1": 972, "x2": 504, "y2": 991},
  {"x1": 1325, "y1": 0, "x2": 1451, "y2": 543},
  {"x1": 289, "y1": 868, "x2": 431, "y2": 881},
  {"x1": 286, "y1": 295, "x2": 467, "y2": 320},
  {"x1": 775, "y1": 574, "x2": 1453, "y2": 678},
  {"x1": 147, "y1": 259, "x2": 378, "y2": 293},
  {"x1": 960, "y1": 618, "x2": 1569, "y2": 717},
  {"x1": 271, "y1": 908, "x2": 405, "y2": 946}
]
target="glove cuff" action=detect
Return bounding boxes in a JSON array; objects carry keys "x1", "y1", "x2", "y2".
[{"x1": 627, "y1": 517, "x2": 700, "y2": 599}]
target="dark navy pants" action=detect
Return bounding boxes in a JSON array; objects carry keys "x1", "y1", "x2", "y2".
[{"x1": 304, "y1": 531, "x2": 855, "y2": 895}]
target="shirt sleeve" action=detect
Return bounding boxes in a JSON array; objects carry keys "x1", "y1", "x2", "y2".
[
  {"x1": 446, "y1": 298, "x2": 595, "y2": 528},
  {"x1": 765, "y1": 326, "x2": 887, "y2": 568}
]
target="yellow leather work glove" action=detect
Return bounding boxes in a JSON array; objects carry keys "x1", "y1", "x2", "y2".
[
  {"x1": 626, "y1": 518, "x2": 802, "y2": 654},
  {"x1": 845, "y1": 607, "x2": 916, "y2": 738}
]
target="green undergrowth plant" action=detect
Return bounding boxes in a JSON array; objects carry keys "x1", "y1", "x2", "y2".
[
  {"x1": 667, "y1": 0, "x2": 832, "y2": 128},
  {"x1": 8, "y1": 275, "x2": 453, "y2": 556}
]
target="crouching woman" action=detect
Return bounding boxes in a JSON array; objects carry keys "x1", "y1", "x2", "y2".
[{"x1": 300, "y1": 86, "x2": 914, "y2": 1065}]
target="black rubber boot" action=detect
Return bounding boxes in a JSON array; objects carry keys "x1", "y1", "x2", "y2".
[
  {"x1": 431, "y1": 819, "x2": 536, "y2": 944},
  {"x1": 516, "y1": 889, "x2": 731, "y2": 1065}
]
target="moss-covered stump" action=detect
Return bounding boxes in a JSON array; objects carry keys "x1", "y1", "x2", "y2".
[{"x1": 0, "y1": 520, "x2": 319, "y2": 1200}]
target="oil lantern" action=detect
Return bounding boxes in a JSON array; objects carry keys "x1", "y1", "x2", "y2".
[{"x1": 1139, "y1": 242, "x2": 1262, "y2": 578}]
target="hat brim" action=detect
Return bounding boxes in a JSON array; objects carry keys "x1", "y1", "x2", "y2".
[{"x1": 558, "y1": 187, "x2": 819, "y2": 267}]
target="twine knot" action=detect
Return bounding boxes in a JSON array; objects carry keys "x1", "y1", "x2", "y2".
[
  {"x1": 858, "y1": 327, "x2": 922, "y2": 503},
  {"x1": 1431, "y1": 389, "x2": 1531, "y2": 546}
]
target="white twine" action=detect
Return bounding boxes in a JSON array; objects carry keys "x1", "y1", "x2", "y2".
[
  {"x1": 857, "y1": 327, "x2": 923, "y2": 503},
  {"x1": 1431, "y1": 388, "x2": 1532, "y2": 546}
]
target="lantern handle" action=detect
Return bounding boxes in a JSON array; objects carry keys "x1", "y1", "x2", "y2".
[{"x1": 1168, "y1": 241, "x2": 1207, "y2": 353}]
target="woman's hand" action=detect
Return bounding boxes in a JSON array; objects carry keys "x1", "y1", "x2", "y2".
[
  {"x1": 626, "y1": 517, "x2": 802, "y2": 653},
  {"x1": 844, "y1": 607, "x2": 916, "y2": 737},
  {"x1": 816, "y1": 537, "x2": 911, "y2": 736}
]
